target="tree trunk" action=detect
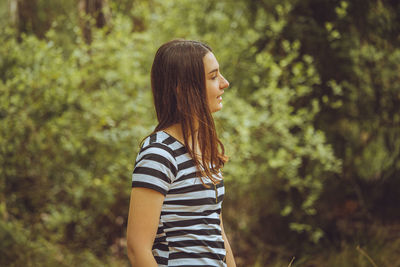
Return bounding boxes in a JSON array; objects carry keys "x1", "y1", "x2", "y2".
[
  {"x1": 78, "y1": 0, "x2": 110, "y2": 44},
  {"x1": 9, "y1": 0, "x2": 40, "y2": 38}
]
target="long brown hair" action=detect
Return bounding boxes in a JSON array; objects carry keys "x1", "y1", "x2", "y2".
[{"x1": 151, "y1": 39, "x2": 227, "y2": 184}]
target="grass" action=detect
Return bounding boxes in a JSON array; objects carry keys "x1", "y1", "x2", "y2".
[{"x1": 246, "y1": 223, "x2": 400, "y2": 267}]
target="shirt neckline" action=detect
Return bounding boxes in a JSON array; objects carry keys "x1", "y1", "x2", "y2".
[{"x1": 160, "y1": 130, "x2": 185, "y2": 147}]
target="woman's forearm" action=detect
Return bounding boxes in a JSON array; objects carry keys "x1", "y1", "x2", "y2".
[
  {"x1": 127, "y1": 248, "x2": 158, "y2": 267},
  {"x1": 221, "y1": 217, "x2": 236, "y2": 267},
  {"x1": 222, "y1": 230, "x2": 236, "y2": 267}
]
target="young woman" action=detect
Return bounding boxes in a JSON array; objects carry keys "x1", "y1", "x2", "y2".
[{"x1": 127, "y1": 39, "x2": 236, "y2": 267}]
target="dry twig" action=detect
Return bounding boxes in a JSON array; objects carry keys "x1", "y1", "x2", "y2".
[
  {"x1": 356, "y1": 245, "x2": 378, "y2": 267},
  {"x1": 288, "y1": 256, "x2": 295, "y2": 267}
]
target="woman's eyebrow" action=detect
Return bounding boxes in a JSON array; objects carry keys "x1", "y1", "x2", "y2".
[{"x1": 208, "y1": 68, "x2": 218, "y2": 74}]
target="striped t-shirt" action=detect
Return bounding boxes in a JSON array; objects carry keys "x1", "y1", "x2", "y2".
[{"x1": 132, "y1": 131, "x2": 227, "y2": 266}]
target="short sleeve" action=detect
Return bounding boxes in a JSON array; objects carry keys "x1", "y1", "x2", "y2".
[{"x1": 132, "y1": 143, "x2": 177, "y2": 196}]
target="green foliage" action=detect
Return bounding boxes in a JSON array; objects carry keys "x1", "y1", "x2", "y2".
[
  {"x1": 0, "y1": 218, "x2": 105, "y2": 267},
  {"x1": 1, "y1": 0, "x2": 399, "y2": 266},
  {"x1": 0, "y1": 20, "x2": 154, "y2": 265},
  {"x1": 216, "y1": 39, "x2": 340, "y2": 261}
]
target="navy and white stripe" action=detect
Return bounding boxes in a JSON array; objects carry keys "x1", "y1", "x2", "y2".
[{"x1": 132, "y1": 131, "x2": 226, "y2": 266}]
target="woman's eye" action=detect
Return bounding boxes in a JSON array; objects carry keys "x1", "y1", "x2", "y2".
[{"x1": 211, "y1": 75, "x2": 218, "y2": 80}]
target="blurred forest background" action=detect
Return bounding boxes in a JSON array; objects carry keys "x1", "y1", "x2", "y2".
[{"x1": 1, "y1": 0, "x2": 399, "y2": 266}]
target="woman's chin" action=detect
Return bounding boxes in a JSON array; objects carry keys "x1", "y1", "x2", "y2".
[{"x1": 211, "y1": 104, "x2": 223, "y2": 113}]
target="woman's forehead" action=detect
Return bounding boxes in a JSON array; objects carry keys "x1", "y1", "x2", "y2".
[{"x1": 203, "y1": 52, "x2": 219, "y2": 73}]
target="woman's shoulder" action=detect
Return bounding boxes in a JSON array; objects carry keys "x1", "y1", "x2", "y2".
[{"x1": 139, "y1": 131, "x2": 185, "y2": 159}]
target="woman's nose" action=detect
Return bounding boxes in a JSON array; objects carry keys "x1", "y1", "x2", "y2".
[{"x1": 220, "y1": 75, "x2": 229, "y2": 89}]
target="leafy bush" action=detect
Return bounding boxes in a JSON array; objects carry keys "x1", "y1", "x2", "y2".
[
  {"x1": 0, "y1": 21, "x2": 154, "y2": 265},
  {"x1": 1, "y1": 0, "x2": 399, "y2": 266}
]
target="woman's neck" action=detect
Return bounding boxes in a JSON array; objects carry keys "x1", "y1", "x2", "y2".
[
  {"x1": 163, "y1": 123, "x2": 200, "y2": 154},
  {"x1": 163, "y1": 123, "x2": 185, "y2": 144}
]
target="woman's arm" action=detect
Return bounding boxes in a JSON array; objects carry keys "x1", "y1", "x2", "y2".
[
  {"x1": 126, "y1": 187, "x2": 165, "y2": 267},
  {"x1": 220, "y1": 215, "x2": 236, "y2": 267}
]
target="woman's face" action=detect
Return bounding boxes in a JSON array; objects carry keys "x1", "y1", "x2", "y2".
[{"x1": 203, "y1": 52, "x2": 229, "y2": 113}]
